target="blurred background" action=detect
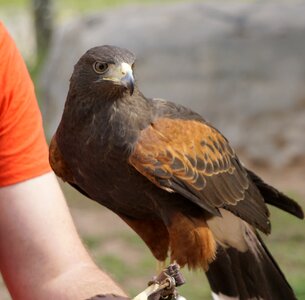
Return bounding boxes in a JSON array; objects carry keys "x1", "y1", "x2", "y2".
[{"x1": 1, "y1": 0, "x2": 305, "y2": 299}]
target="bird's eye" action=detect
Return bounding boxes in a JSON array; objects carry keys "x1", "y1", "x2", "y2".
[{"x1": 93, "y1": 62, "x2": 109, "y2": 74}]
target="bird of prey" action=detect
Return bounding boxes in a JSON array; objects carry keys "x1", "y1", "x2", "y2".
[{"x1": 50, "y1": 45, "x2": 304, "y2": 300}]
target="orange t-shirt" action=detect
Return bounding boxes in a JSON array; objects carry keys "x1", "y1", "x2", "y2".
[{"x1": 0, "y1": 22, "x2": 51, "y2": 187}]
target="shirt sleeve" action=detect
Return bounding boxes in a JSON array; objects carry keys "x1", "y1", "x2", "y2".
[{"x1": 0, "y1": 22, "x2": 51, "y2": 187}]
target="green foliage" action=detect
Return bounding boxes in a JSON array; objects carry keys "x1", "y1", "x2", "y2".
[
  {"x1": 0, "y1": 0, "x2": 182, "y2": 13},
  {"x1": 56, "y1": 0, "x2": 179, "y2": 12},
  {"x1": 83, "y1": 235, "x2": 101, "y2": 250},
  {"x1": 98, "y1": 254, "x2": 131, "y2": 282},
  {"x1": 0, "y1": 0, "x2": 26, "y2": 7}
]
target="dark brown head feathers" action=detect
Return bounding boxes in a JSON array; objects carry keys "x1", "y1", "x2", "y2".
[{"x1": 80, "y1": 45, "x2": 135, "y2": 66}]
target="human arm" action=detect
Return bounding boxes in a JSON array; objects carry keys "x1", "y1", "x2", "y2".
[{"x1": 0, "y1": 171, "x2": 127, "y2": 300}]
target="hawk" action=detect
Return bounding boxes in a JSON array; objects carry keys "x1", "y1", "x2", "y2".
[{"x1": 50, "y1": 45, "x2": 303, "y2": 300}]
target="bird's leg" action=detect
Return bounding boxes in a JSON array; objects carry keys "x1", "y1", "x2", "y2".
[
  {"x1": 168, "y1": 212, "x2": 216, "y2": 270},
  {"x1": 157, "y1": 260, "x2": 167, "y2": 274}
]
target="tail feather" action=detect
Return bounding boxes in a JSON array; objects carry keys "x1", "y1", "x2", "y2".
[
  {"x1": 206, "y1": 247, "x2": 239, "y2": 299},
  {"x1": 206, "y1": 229, "x2": 297, "y2": 300},
  {"x1": 246, "y1": 168, "x2": 304, "y2": 219}
]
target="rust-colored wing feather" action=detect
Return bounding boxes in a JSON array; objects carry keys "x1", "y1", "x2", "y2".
[
  {"x1": 49, "y1": 135, "x2": 75, "y2": 182},
  {"x1": 129, "y1": 118, "x2": 270, "y2": 233}
]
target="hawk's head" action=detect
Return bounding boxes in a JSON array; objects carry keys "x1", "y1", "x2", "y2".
[{"x1": 70, "y1": 45, "x2": 136, "y2": 98}]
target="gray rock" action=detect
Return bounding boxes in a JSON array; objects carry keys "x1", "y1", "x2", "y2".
[{"x1": 40, "y1": 1, "x2": 305, "y2": 168}]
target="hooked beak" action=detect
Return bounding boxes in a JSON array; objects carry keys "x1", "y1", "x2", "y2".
[
  {"x1": 120, "y1": 63, "x2": 134, "y2": 96},
  {"x1": 102, "y1": 62, "x2": 135, "y2": 96}
]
